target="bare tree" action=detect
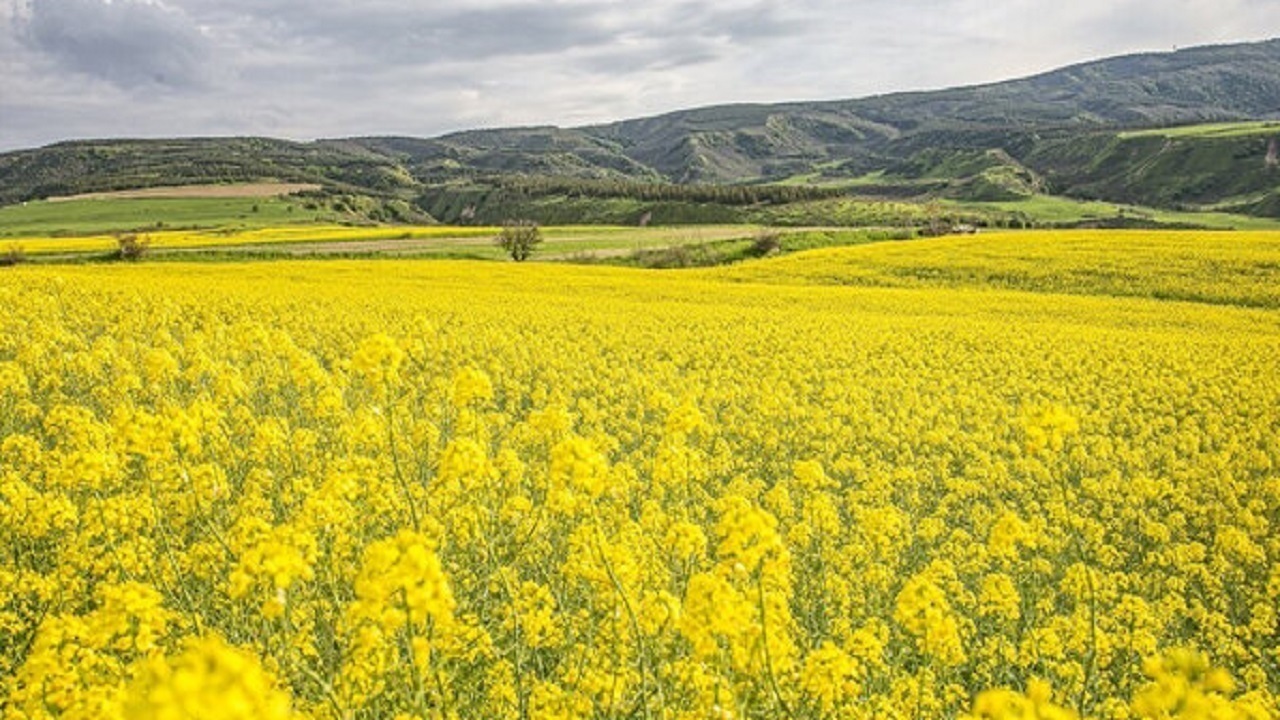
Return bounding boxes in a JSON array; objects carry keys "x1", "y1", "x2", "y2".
[{"x1": 495, "y1": 220, "x2": 543, "y2": 261}]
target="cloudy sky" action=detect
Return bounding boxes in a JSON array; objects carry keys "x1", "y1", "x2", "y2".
[{"x1": 2, "y1": 0, "x2": 1279, "y2": 150}]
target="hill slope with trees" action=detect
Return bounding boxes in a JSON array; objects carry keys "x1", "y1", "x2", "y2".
[{"x1": 3, "y1": 39, "x2": 1280, "y2": 218}]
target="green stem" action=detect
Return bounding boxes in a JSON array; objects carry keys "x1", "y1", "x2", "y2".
[
  {"x1": 594, "y1": 528, "x2": 656, "y2": 720},
  {"x1": 756, "y1": 572, "x2": 793, "y2": 718},
  {"x1": 385, "y1": 400, "x2": 421, "y2": 531}
]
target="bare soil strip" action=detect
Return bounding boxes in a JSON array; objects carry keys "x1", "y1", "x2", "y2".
[{"x1": 47, "y1": 183, "x2": 322, "y2": 202}]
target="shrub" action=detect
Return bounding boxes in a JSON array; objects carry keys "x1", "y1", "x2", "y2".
[
  {"x1": 114, "y1": 233, "x2": 151, "y2": 261},
  {"x1": 749, "y1": 229, "x2": 783, "y2": 257},
  {"x1": 0, "y1": 244, "x2": 27, "y2": 267}
]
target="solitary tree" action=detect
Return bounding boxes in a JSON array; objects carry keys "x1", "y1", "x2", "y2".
[{"x1": 496, "y1": 220, "x2": 542, "y2": 261}]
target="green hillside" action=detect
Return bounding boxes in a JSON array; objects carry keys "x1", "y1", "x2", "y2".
[
  {"x1": 397, "y1": 38, "x2": 1280, "y2": 185},
  {"x1": 0, "y1": 138, "x2": 416, "y2": 206},
  {"x1": 1024, "y1": 125, "x2": 1280, "y2": 213},
  {"x1": 2, "y1": 38, "x2": 1280, "y2": 223}
]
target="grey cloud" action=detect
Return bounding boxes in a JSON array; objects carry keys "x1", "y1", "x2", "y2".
[
  {"x1": 180, "y1": 2, "x2": 622, "y2": 65},
  {"x1": 354, "y1": 6, "x2": 616, "y2": 68},
  {"x1": 174, "y1": 0, "x2": 808, "y2": 69},
  {"x1": 582, "y1": 43, "x2": 723, "y2": 75},
  {"x1": 3, "y1": 0, "x2": 1280, "y2": 151},
  {"x1": 671, "y1": 1, "x2": 811, "y2": 42},
  {"x1": 22, "y1": 0, "x2": 213, "y2": 89}
]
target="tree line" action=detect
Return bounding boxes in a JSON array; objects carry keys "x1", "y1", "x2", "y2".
[{"x1": 490, "y1": 176, "x2": 844, "y2": 206}]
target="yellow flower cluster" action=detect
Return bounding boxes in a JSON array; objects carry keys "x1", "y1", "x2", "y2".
[
  {"x1": 350, "y1": 530, "x2": 455, "y2": 633},
  {"x1": 1131, "y1": 649, "x2": 1274, "y2": 720},
  {"x1": 125, "y1": 634, "x2": 298, "y2": 720},
  {"x1": 894, "y1": 563, "x2": 968, "y2": 666},
  {"x1": 966, "y1": 678, "x2": 1078, "y2": 720},
  {"x1": 1, "y1": 230, "x2": 1278, "y2": 718}
]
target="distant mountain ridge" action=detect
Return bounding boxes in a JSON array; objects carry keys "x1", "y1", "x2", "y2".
[
  {"x1": 354, "y1": 38, "x2": 1280, "y2": 183},
  {"x1": 3, "y1": 38, "x2": 1280, "y2": 215}
]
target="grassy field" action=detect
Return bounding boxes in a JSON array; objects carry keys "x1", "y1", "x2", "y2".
[
  {"x1": 1, "y1": 230, "x2": 1276, "y2": 718},
  {"x1": 0, "y1": 196, "x2": 336, "y2": 237},
  {"x1": 484, "y1": 225, "x2": 763, "y2": 260},
  {"x1": 166, "y1": 225, "x2": 772, "y2": 261}
]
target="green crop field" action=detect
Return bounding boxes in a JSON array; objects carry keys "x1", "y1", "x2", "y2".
[
  {"x1": 0, "y1": 196, "x2": 334, "y2": 237},
  {"x1": 1118, "y1": 120, "x2": 1280, "y2": 139}
]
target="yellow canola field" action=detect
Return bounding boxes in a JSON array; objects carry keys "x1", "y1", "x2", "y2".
[
  {"x1": 3, "y1": 225, "x2": 499, "y2": 255},
  {"x1": 714, "y1": 229, "x2": 1280, "y2": 308},
  {"x1": 1, "y1": 232, "x2": 1279, "y2": 719}
]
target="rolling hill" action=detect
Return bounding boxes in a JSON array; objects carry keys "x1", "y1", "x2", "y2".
[{"x1": 2, "y1": 38, "x2": 1280, "y2": 218}]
